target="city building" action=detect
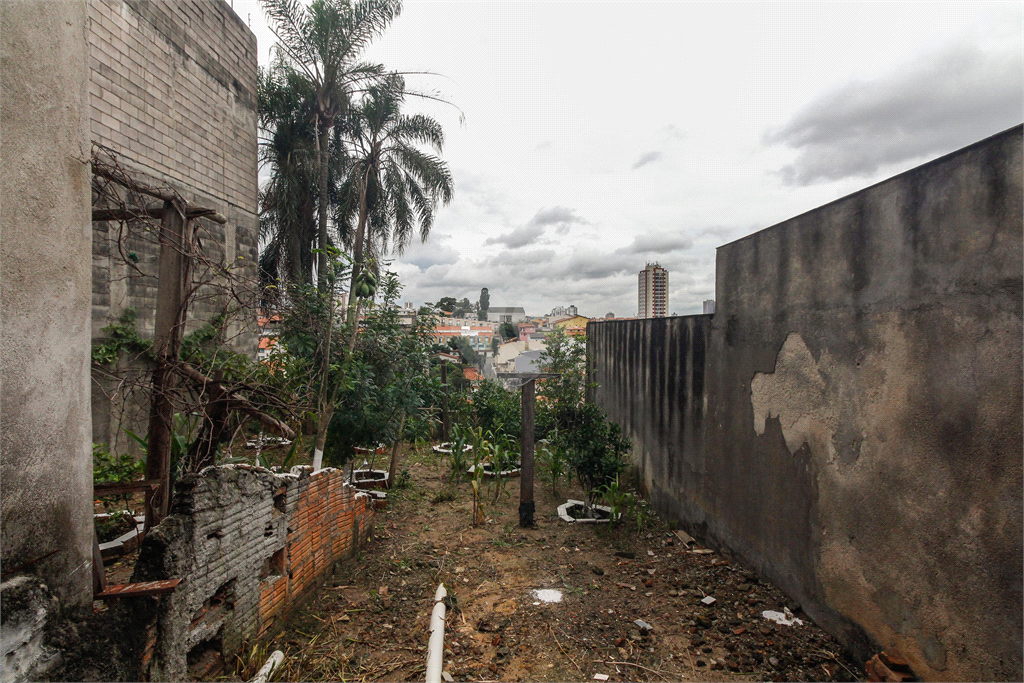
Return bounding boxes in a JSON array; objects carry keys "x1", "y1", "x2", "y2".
[
  {"x1": 493, "y1": 339, "x2": 547, "y2": 374},
  {"x1": 432, "y1": 324, "x2": 495, "y2": 354},
  {"x1": 487, "y1": 306, "x2": 527, "y2": 323},
  {"x1": 554, "y1": 315, "x2": 591, "y2": 337},
  {"x1": 549, "y1": 304, "x2": 578, "y2": 318},
  {"x1": 703, "y1": 299, "x2": 716, "y2": 314},
  {"x1": 638, "y1": 262, "x2": 669, "y2": 318}
]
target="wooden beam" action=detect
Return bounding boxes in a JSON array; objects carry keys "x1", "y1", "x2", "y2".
[
  {"x1": 93, "y1": 480, "x2": 161, "y2": 498},
  {"x1": 95, "y1": 578, "x2": 181, "y2": 599},
  {"x1": 519, "y1": 379, "x2": 536, "y2": 527},
  {"x1": 93, "y1": 530, "x2": 106, "y2": 596},
  {"x1": 92, "y1": 203, "x2": 227, "y2": 224},
  {"x1": 145, "y1": 202, "x2": 188, "y2": 522},
  {"x1": 440, "y1": 361, "x2": 449, "y2": 443}
]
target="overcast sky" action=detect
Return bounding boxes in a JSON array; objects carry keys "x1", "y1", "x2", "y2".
[{"x1": 233, "y1": 0, "x2": 1022, "y2": 317}]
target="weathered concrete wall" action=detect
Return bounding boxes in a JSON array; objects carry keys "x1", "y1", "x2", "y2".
[
  {"x1": 130, "y1": 465, "x2": 375, "y2": 681},
  {"x1": 588, "y1": 125, "x2": 1023, "y2": 681},
  {"x1": 587, "y1": 315, "x2": 711, "y2": 496},
  {"x1": 87, "y1": 0, "x2": 260, "y2": 452},
  {"x1": 1, "y1": 0, "x2": 95, "y2": 626}
]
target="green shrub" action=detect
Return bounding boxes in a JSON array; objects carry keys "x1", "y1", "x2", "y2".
[{"x1": 556, "y1": 402, "x2": 631, "y2": 504}]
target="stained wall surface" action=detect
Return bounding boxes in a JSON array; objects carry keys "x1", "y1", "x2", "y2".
[
  {"x1": 0, "y1": 0, "x2": 95, "y2": 618},
  {"x1": 588, "y1": 126, "x2": 1023, "y2": 681},
  {"x1": 86, "y1": 0, "x2": 259, "y2": 451}
]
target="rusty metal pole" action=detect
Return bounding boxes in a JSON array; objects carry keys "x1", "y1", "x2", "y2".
[{"x1": 519, "y1": 379, "x2": 535, "y2": 527}]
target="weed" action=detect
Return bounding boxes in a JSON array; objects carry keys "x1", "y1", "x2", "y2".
[
  {"x1": 537, "y1": 440, "x2": 569, "y2": 496},
  {"x1": 445, "y1": 425, "x2": 471, "y2": 484},
  {"x1": 232, "y1": 641, "x2": 271, "y2": 680},
  {"x1": 431, "y1": 487, "x2": 457, "y2": 505},
  {"x1": 395, "y1": 468, "x2": 412, "y2": 489},
  {"x1": 597, "y1": 475, "x2": 634, "y2": 526},
  {"x1": 629, "y1": 497, "x2": 655, "y2": 533}
]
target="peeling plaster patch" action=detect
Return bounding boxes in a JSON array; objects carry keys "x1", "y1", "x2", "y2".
[{"x1": 750, "y1": 332, "x2": 838, "y2": 460}]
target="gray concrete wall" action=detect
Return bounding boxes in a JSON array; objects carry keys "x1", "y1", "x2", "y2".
[
  {"x1": 0, "y1": 0, "x2": 95, "y2": 621},
  {"x1": 87, "y1": 0, "x2": 260, "y2": 454},
  {"x1": 588, "y1": 126, "x2": 1023, "y2": 681}
]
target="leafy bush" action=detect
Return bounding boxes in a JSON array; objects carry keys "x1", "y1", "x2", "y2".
[
  {"x1": 465, "y1": 379, "x2": 520, "y2": 442},
  {"x1": 93, "y1": 442, "x2": 143, "y2": 513},
  {"x1": 556, "y1": 402, "x2": 631, "y2": 504}
]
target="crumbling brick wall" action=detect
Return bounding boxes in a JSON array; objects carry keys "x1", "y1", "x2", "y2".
[{"x1": 130, "y1": 465, "x2": 374, "y2": 681}]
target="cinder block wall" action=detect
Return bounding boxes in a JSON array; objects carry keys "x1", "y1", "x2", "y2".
[
  {"x1": 589, "y1": 126, "x2": 1023, "y2": 681},
  {"x1": 130, "y1": 466, "x2": 375, "y2": 681},
  {"x1": 87, "y1": 0, "x2": 259, "y2": 452}
]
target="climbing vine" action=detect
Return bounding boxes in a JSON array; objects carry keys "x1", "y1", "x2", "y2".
[{"x1": 91, "y1": 308, "x2": 153, "y2": 365}]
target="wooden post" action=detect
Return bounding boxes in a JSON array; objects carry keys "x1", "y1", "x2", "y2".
[
  {"x1": 92, "y1": 530, "x2": 106, "y2": 596},
  {"x1": 519, "y1": 379, "x2": 535, "y2": 527},
  {"x1": 440, "y1": 361, "x2": 449, "y2": 443},
  {"x1": 145, "y1": 202, "x2": 188, "y2": 522}
]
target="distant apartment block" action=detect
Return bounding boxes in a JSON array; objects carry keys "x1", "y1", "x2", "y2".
[
  {"x1": 638, "y1": 262, "x2": 669, "y2": 318},
  {"x1": 549, "y1": 304, "x2": 578, "y2": 318},
  {"x1": 703, "y1": 299, "x2": 716, "y2": 314}
]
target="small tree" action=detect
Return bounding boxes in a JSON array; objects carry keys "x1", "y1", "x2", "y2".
[
  {"x1": 562, "y1": 403, "x2": 631, "y2": 514},
  {"x1": 478, "y1": 287, "x2": 489, "y2": 321}
]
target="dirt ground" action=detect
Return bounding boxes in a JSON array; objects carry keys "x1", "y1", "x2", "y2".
[{"x1": 229, "y1": 445, "x2": 863, "y2": 683}]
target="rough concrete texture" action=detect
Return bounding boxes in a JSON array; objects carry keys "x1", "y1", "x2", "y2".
[
  {"x1": 1, "y1": 0, "x2": 95, "y2": 615},
  {"x1": 0, "y1": 577, "x2": 61, "y2": 682},
  {"x1": 87, "y1": 0, "x2": 260, "y2": 454},
  {"x1": 129, "y1": 465, "x2": 375, "y2": 680},
  {"x1": 589, "y1": 126, "x2": 1023, "y2": 681}
]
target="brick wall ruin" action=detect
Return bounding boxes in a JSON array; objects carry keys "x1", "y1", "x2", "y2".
[
  {"x1": 87, "y1": 0, "x2": 259, "y2": 453},
  {"x1": 128, "y1": 465, "x2": 375, "y2": 680}
]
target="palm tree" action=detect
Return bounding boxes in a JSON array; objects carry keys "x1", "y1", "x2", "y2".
[
  {"x1": 344, "y1": 74, "x2": 453, "y2": 320},
  {"x1": 261, "y1": 0, "x2": 402, "y2": 292},
  {"x1": 258, "y1": 61, "x2": 318, "y2": 287}
]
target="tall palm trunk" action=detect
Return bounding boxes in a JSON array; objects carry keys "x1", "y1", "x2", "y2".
[
  {"x1": 316, "y1": 120, "x2": 330, "y2": 291},
  {"x1": 347, "y1": 170, "x2": 370, "y2": 324}
]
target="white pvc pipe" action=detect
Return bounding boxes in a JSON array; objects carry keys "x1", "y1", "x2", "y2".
[
  {"x1": 251, "y1": 650, "x2": 284, "y2": 683},
  {"x1": 312, "y1": 448, "x2": 323, "y2": 471},
  {"x1": 425, "y1": 584, "x2": 448, "y2": 683}
]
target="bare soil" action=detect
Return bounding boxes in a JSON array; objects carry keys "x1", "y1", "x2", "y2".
[{"x1": 240, "y1": 445, "x2": 863, "y2": 683}]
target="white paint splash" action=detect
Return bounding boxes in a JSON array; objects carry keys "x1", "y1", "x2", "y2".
[{"x1": 532, "y1": 589, "x2": 562, "y2": 603}]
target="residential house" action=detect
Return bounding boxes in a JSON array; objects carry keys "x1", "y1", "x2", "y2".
[
  {"x1": 433, "y1": 324, "x2": 495, "y2": 354},
  {"x1": 517, "y1": 322, "x2": 537, "y2": 340},
  {"x1": 554, "y1": 314, "x2": 591, "y2": 337},
  {"x1": 493, "y1": 339, "x2": 547, "y2": 374}
]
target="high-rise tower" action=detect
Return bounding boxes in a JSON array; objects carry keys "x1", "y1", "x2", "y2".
[{"x1": 638, "y1": 262, "x2": 669, "y2": 318}]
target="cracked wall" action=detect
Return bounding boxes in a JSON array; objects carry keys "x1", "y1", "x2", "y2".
[{"x1": 589, "y1": 126, "x2": 1023, "y2": 681}]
